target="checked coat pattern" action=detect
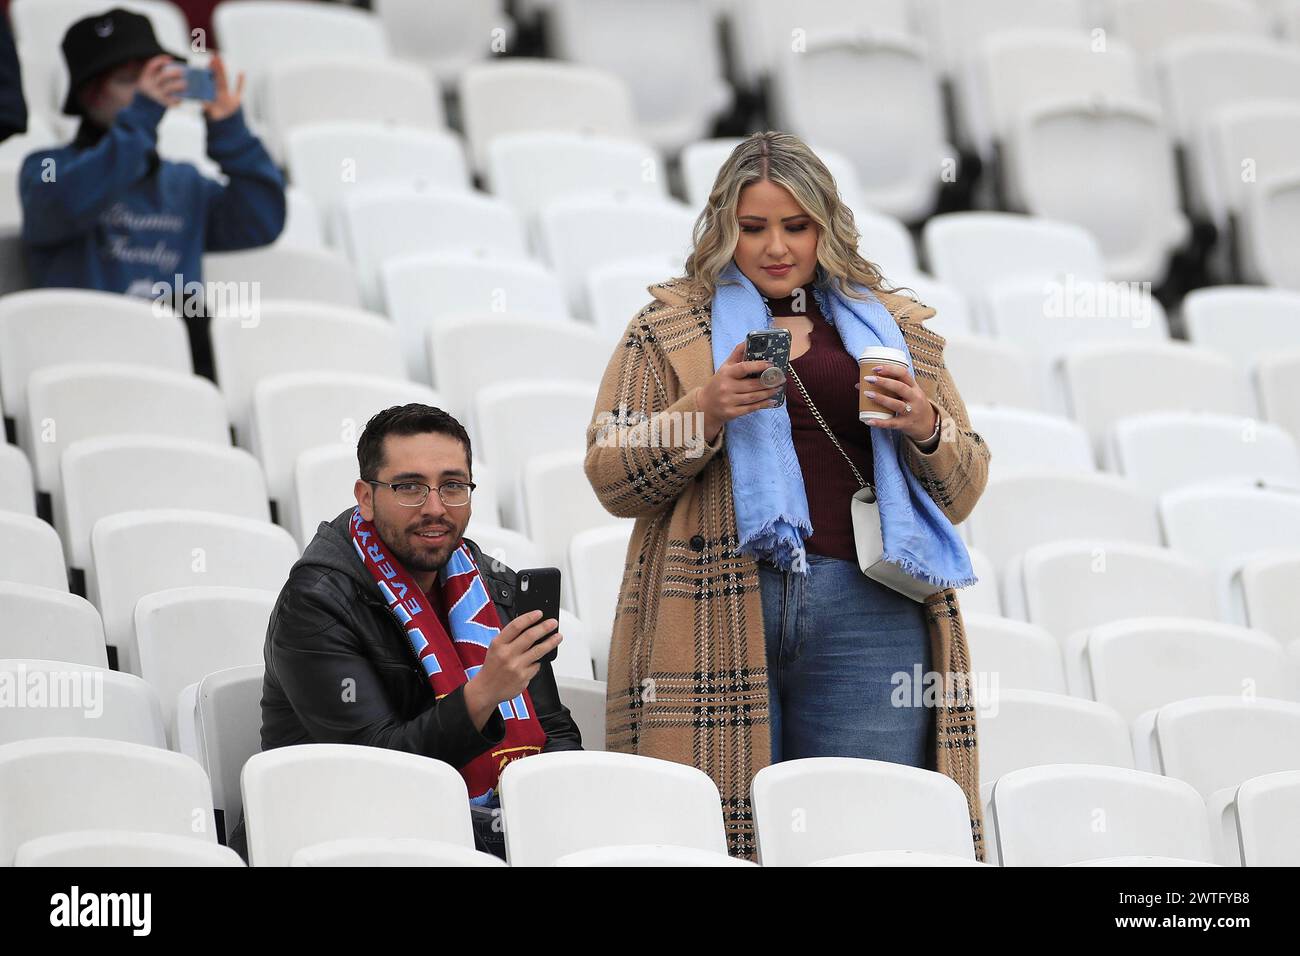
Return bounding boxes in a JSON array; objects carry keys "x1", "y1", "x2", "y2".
[{"x1": 583, "y1": 276, "x2": 993, "y2": 861}]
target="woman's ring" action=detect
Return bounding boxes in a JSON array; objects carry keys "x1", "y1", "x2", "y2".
[{"x1": 904, "y1": 403, "x2": 912, "y2": 414}]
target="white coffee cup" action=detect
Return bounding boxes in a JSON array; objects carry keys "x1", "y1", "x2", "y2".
[{"x1": 858, "y1": 346, "x2": 910, "y2": 421}]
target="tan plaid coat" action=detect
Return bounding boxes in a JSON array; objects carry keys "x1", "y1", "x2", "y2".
[{"x1": 583, "y1": 276, "x2": 992, "y2": 860}]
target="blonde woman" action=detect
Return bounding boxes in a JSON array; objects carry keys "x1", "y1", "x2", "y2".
[{"x1": 584, "y1": 132, "x2": 991, "y2": 860}]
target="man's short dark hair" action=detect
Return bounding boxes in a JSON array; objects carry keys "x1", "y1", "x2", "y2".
[{"x1": 357, "y1": 404, "x2": 472, "y2": 480}]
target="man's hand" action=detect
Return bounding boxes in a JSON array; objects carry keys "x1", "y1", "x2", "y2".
[
  {"x1": 462, "y1": 610, "x2": 562, "y2": 731},
  {"x1": 137, "y1": 55, "x2": 186, "y2": 108},
  {"x1": 203, "y1": 54, "x2": 245, "y2": 122}
]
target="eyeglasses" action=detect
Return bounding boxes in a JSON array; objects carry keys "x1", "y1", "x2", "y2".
[{"x1": 365, "y1": 478, "x2": 476, "y2": 508}]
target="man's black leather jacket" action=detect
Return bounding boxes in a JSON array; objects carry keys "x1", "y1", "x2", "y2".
[{"x1": 260, "y1": 508, "x2": 583, "y2": 763}]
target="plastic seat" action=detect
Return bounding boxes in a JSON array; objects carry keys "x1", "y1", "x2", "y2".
[
  {"x1": 498, "y1": 750, "x2": 729, "y2": 865},
  {"x1": 466, "y1": 526, "x2": 548, "y2": 577},
  {"x1": 537, "y1": 193, "x2": 694, "y2": 315},
  {"x1": 966, "y1": 473, "x2": 1160, "y2": 581},
  {"x1": 1257, "y1": 349, "x2": 1300, "y2": 446},
  {"x1": 458, "y1": 58, "x2": 637, "y2": 174},
  {"x1": 679, "y1": 137, "x2": 868, "y2": 209},
  {"x1": 14, "y1": 830, "x2": 245, "y2": 867},
  {"x1": 250, "y1": 371, "x2": 440, "y2": 514},
  {"x1": 585, "y1": 254, "x2": 686, "y2": 344},
  {"x1": 1081, "y1": 618, "x2": 1296, "y2": 721},
  {"x1": 991, "y1": 764, "x2": 1214, "y2": 866},
  {"x1": 927, "y1": 0, "x2": 1088, "y2": 77},
  {"x1": 25, "y1": 363, "x2": 230, "y2": 518},
  {"x1": 486, "y1": 130, "x2": 668, "y2": 220},
  {"x1": 344, "y1": 189, "x2": 529, "y2": 310},
  {"x1": 241, "y1": 743, "x2": 476, "y2": 866},
  {"x1": 0, "y1": 290, "x2": 191, "y2": 447},
  {"x1": 195, "y1": 664, "x2": 264, "y2": 840},
  {"x1": 555, "y1": 675, "x2": 606, "y2": 752},
  {"x1": 770, "y1": 31, "x2": 949, "y2": 222},
  {"x1": 0, "y1": 737, "x2": 217, "y2": 866},
  {"x1": 1234, "y1": 550, "x2": 1300, "y2": 642},
  {"x1": 1007, "y1": 95, "x2": 1188, "y2": 283},
  {"x1": 555, "y1": 844, "x2": 753, "y2": 866},
  {"x1": 1110, "y1": 412, "x2": 1300, "y2": 494},
  {"x1": 291, "y1": 837, "x2": 506, "y2": 867},
  {"x1": 919, "y1": 333, "x2": 1045, "y2": 411},
  {"x1": 89, "y1": 510, "x2": 297, "y2": 676},
  {"x1": 921, "y1": 212, "x2": 1106, "y2": 326},
  {"x1": 959, "y1": 546, "x2": 1001, "y2": 616},
  {"x1": 967, "y1": 406, "x2": 1095, "y2": 481},
  {"x1": 1184, "y1": 287, "x2": 1300, "y2": 372},
  {"x1": 135, "y1": 587, "x2": 276, "y2": 748},
  {"x1": 856, "y1": 209, "x2": 920, "y2": 276},
  {"x1": 474, "y1": 381, "x2": 597, "y2": 528},
  {"x1": 209, "y1": 301, "x2": 407, "y2": 443},
  {"x1": 372, "y1": 0, "x2": 515, "y2": 85},
  {"x1": 964, "y1": 613, "x2": 1067, "y2": 692},
  {"x1": 1235, "y1": 770, "x2": 1300, "y2": 865},
  {"x1": 0, "y1": 659, "x2": 165, "y2": 748},
  {"x1": 520, "y1": 451, "x2": 629, "y2": 572},
  {"x1": 1244, "y1": 168, "x2": 1300, "y2": 290},
  {"x1": 1018, "y1": 541, "x2": 1218, "y2": 643},
  {"x1": 1063, "y1": 342, "x2": 1253, "y2": 458},
  {"x1": 0, "y1": 443, "x2": 36, "y2": 516},
  {"x1": 567, "y1": 524, "x2": 632, "y2": 679},
  {"x1": 429, "y1": 316, "x2": 609, "y2": 423},
  {"x1": 284, "y1": 122, "x2": 470, "y2": 238},
  {"x1": 202, "y1": 246, "x2": 361, "y2": 309},
  {"x1": 752, "y1": 757, "x2": 978, "y2": 866},
  {"x1": 0, "y1": 583, "x2": 106, "y2": 666},
  {"x1": 382, "y1": 253, "x2": 569, "y2": 383},
  {"x1": 885, "y1": 273, "x2": 974, "y2": 338},
  {"x1": 1111, "y1": 0, "x2": 1270, "y2": 57},
  {"x1": 0, "y1": 513, "x2": 66, "y2": 590}
]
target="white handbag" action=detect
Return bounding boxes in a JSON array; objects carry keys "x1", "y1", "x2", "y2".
[{"x1": 787, "y1": 366, "x2": 940, "y2": 603}]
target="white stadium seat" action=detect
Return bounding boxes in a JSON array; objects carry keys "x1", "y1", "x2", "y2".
[
  {"x1": 556, "y1": 675, "x2": 607, "y2": 751},
  {"x1": 14, "y1": 830, "x2": 245, "y2": 867},
  {"x1": 964, "y1": 614, "x2": 1068, "y2": 692},
  {"x1": 291, "y1": 837, "x2": 506, "y2": 867},
  {"x1": 751, "y1": 757, "x2": 977, "y2": 866},
  {"x1": 458, "y1": 59, "x2": 638, "y2": 174},
  {"x1": 1006, "y1": 96, "x2": 1188, "y2": 283},
  {"x1": 25, "y1": 363, "x2": 231, "y2": 517},
  {"x1": 0, "y1": 290, "x2": 191, "y2": 447},
  {"x1": 991, "y1": 764, "x2": 1214, "y2": 865},
  {"x1": 1244, "y1": 168, "x2": 1300, "y2": 290},
  {"x1": 940, "y1": 335, "x2": 1045, "y2": 411},
  {"x1": 135, "y1": 587, "x2": 277, "y2": 748},
  {"x1": 0, "y1": 659, "x2": 165, "y2": 748},
  {"x1": 1110, "y1": 412, "x2": 1300, "y2": 494},
  {"x1": 0, "y1": 442, "x2": 36, "y2": 515},
  {"x1": 567, "y1": 524, "x2": 633, "y2": 680},
  {"x1": 202, "y1": 246, "x2": 362, "y2": 310},
  {"x1": 343, "y1": 189, "x2": 530, "y2": 310},
  {"x1": 0, "y1": 582, "x2": 107, "y2": 666},
  {"x1": 770, "y1": 32, "x2": 948, "y2": 223},
  {"x1": 1111, "y1": 0, "x2": 1270, "y2": 57},
  {"x1": 1063, "y1": 342, "x2": 1254, "y2": 458},
  {"x1": 0, "y1": 737, "x2": 217, "y2": 866},
  {"x1": 486, "y1": 130, "x2": 668, "y2": 219},
  {"x1": 372, "y1": 0, "x2": 515, "y2": 86},
  {"x1": 241, "y1": 743, "x2": 476, "y2": 867},
  {"x1": 967, "y1": 407, "x2": 1095, "y2": 480},
  {"x1": 382, "y1": 253, "x2": 570, "y2": 383},
  {"x1": 1184, "y1": 286, "x2": 1300, "y2": 373},
  {"x1": 584, "y1": 255, "x2": 685, "y2": 343},
  {"x1": 499, "y1": 750, "x2": 729, "y2": 866},
  {"x1": 1234, "y1": 550, "x2": 1300, "y2": 641},
  {"x1": 209, "y1": 301, "x2": 407, "y2": 443},
  {"x1": 0, "y1": 512, "x2": 66, "y2": 591},
  {"x1": 1257, "y1": 349, "x2": 1300, "y2": 446},
  {"x1": 520, "y1": 450, "x2": 629, "y2": 573},
  {"x1": 1235, "y1": 770, "x2": 1300, "y2": 865},
  {"x1": 89, "y1": 509, "x2": 297, "y2": 676},
  {"x1": 195, "y1": 664, "x2": 265, "y2": 839}
]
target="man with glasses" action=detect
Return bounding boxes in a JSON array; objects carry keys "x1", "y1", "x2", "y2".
[{"x1": 244, "y1": 404, "x2": 582, "y2": 861}]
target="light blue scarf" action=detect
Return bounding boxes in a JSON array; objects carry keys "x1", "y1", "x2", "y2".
[{"x1": 709, "y1": 260, "x2": 976, "y2": 588}]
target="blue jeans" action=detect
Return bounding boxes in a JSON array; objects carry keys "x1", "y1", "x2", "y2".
[{"x1": 759, "y1": 553, "x2": 935, "y2": 767}]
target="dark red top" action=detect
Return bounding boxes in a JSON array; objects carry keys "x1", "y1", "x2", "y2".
[{"x1": 778, "y1": 294, "x2": 875, "y2": 562}]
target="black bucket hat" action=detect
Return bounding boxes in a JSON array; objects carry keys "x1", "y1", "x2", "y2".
[{"x1": 60, "y1": 7, "x2": 185, "y2": 116}]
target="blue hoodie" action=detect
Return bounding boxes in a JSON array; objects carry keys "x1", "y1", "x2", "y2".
[{"x1": 19, "y1": 91, "x2": 285, "y2": 295}]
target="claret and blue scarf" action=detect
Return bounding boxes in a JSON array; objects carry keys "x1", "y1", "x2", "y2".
[
  {"x1": 709, "y1": 260, "x2": 976, "y2": 591},
  {"x1": 349, "y1": 508, "x2": 547, "y2": 804}
]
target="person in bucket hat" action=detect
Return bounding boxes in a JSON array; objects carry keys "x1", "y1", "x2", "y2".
[{"x1": 18, "y1": 8, "x2": 285, "y2": 378}]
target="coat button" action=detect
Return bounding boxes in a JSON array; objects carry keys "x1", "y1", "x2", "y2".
[{"x1": 690, "y1": 535, "x2": 705, "y2": 552}]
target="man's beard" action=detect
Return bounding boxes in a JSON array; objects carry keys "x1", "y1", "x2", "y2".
[{"x1": 373, "y1": 511, "x2": 462, "y2": 575}]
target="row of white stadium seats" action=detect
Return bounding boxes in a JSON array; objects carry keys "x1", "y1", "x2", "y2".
[{"x1": 0, "y1": 737, "x2": 1296, "y2": 866}]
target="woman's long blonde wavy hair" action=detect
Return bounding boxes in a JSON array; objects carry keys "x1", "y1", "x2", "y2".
[{"x1": 681, "y1": 131, "x2": 902, "y2": 303}]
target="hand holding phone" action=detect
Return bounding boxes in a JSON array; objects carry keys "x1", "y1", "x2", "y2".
[
  {"x1": 745, "y1": 328, "x2": 793, "y2": 407},
  {"x1": 514, "y1": 568, "x2": 562, "y2": 663}
]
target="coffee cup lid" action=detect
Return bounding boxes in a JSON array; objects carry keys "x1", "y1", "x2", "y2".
[{"x1": 858, "y1": 346, "x2": 908, "y2": 363}]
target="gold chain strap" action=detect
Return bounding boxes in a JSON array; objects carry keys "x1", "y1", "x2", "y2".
[{"x1": 785, "y1": 364, "x2": 872, "y2": 493}]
